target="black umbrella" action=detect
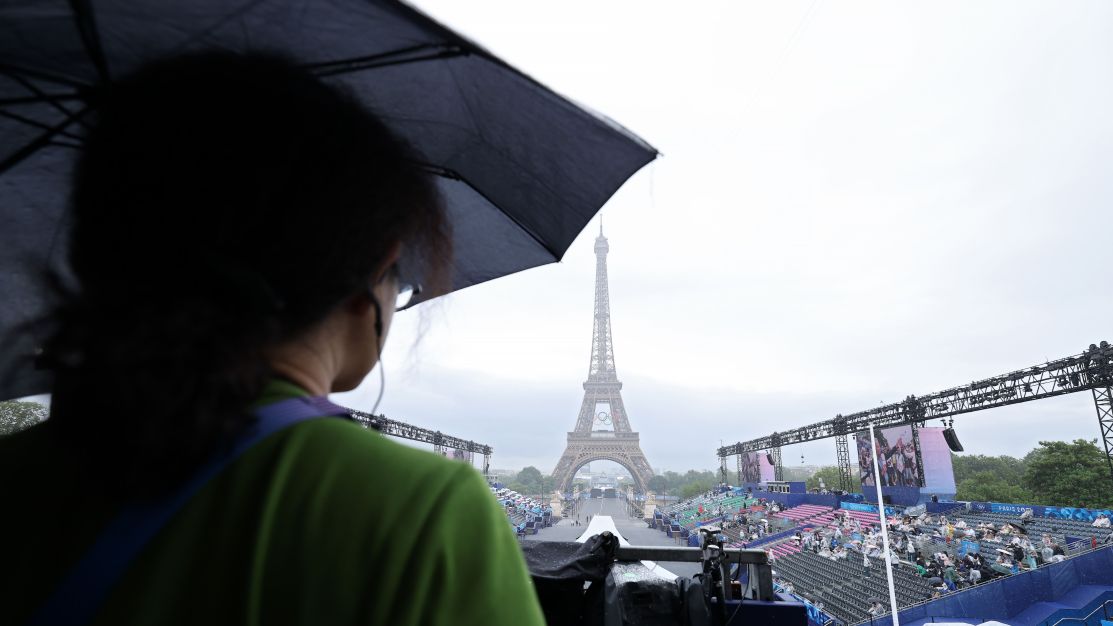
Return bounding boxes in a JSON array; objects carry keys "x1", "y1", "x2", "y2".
[
  {"x1": 1008, "y1": 522, "x2": 1029, "y2": 535},
  {"x1": 0, "y1": 0, "x2": 657, "y2": 401}
]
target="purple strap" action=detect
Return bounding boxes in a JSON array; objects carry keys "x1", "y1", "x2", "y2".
[{"x1": 25, "y1": 396, "x2": 349, "y2": 626}]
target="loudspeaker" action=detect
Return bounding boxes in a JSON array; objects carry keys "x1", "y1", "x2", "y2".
[
  {"x1": 765, "y1": 454, "x2": 774, "y2": 465},
  {"x1": 943, "y1": 427, "x2": 964, "y2": 452}
]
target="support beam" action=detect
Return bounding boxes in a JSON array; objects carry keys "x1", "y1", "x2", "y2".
[
  {"x1": 770, "y1": 446, "x2": 783, "y2": 482},
  {"x1": 350, "y1": 409, "x2": 493, "y2": 459},
  {"x1": 718, "y1": 341, "x2": 1113, "y2": 457},
  {"x1": 835, "y1": 434, "x2": 853, "y2": 492},
  {"x1": 1094, "y1": 386, "x2": 1113, "y2": 487}
]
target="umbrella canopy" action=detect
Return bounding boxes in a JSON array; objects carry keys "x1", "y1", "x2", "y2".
[{"x1": 0, "y1": 0, "x2": 658, "y2": 401}]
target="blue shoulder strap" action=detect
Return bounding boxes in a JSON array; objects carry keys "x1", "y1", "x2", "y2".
[{"x1": 25, "y1": 395, "x2": 350, "y2": 626}]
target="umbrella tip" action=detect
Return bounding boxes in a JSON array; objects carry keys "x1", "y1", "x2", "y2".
[{"x1": 599, "y1": 215, "x2": 604, "y2": 236}]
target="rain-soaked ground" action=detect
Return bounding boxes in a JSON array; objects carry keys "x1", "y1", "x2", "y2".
[{"x1": 523, "y1": 497, "x2": 702, "y2": 578}]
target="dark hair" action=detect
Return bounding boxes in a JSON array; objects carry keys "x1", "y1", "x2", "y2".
[{"x1": 45, "y1": 52, "x2": 451, "y2": 497}]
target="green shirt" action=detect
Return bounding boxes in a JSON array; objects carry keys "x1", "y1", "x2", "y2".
[{"x1": 1, "y1": 380, "x2": 544, "y2": 625}]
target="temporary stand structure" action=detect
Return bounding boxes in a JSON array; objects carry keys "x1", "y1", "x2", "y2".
[{"x1": 869, "y1": 423, "x2": 901, "y2": 626}]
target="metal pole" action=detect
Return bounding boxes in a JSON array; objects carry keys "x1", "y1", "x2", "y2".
[{"x1": 869, "y1": 423, "x2": 900, "y2": 626}]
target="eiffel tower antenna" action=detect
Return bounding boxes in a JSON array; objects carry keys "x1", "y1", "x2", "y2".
[{"x1": 551, "y1": 229, "x2": 654, "y2": 494}]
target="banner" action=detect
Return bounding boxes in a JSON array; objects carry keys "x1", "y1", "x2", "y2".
[
  {"x1": 840, "y1": 501, "x2": 897, "y2": 517},
  {"x1": 905, "y1": 504, "x2": 927, "y2": 517},
  {"x1": 957, "y1": 540, "x2": 980, "y2": 557},
  {"x1": 989, "y1": 502, "x2": 1033, "y2": 516},
  {"x1": 1042, "y1": 506, "x2": 1113, "y2": 522}
]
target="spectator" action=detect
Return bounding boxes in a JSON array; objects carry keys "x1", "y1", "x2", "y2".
[
  {"x1": 943, "y1": 565, "x2": 957, "y2": 591},
  {"x1": 0, "y1": 52, "x2": 544, "y2": 626}
]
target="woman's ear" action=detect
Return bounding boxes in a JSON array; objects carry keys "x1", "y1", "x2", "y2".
[
  {"x1": 344, "y1": 242, "x2": 404, "y2": 314},
  {"x1": 371, "y1": 241, "x2": 404, "y2": 285}
]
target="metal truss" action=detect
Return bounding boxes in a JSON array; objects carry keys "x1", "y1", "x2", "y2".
[
  {"x1": 835, "y1": 434, "x2": 853, "y2": 492},
  {"x1": 1093, "y1": 386, "x2": 1113, "y2": 484},
  {"x1": 719, "y1": 341, "x2": 1112, "y2": 459},
  {"x1": 349, "y1": 409, "x2": 492, "y2": 460},
  {"x1": 769, "y1": 444, "x2": 783, "y2": 482}
]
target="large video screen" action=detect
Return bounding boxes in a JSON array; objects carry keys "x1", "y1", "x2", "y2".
[
  {"x1": 855, "y1": 425, "x2": 922, "y2": 487},
  {"x1": 740, "y1": 452, "x2": 777, "y2": 484},
  {"x1": 917, "y1": 427, "x2": 957, "y2": 496}
]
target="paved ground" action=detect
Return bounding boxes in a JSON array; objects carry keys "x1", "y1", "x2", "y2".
[{"x1": 523, "y1": 497, "x2": 702, "y2": 577}]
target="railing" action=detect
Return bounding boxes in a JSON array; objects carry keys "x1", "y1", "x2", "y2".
[
  {"x1": 1047, "y1": 599, "x2": 1113, "y2": 626},
  {"x1": 848, "y1": 544, "x2": 1113, "y2": 625}
]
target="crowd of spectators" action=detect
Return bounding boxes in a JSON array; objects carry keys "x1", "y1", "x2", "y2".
[{"x1": 492, "y1": 487, "x2": 551, "y2": 537}]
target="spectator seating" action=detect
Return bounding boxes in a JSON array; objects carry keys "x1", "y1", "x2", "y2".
[
  {"x1": 775, "y1": 504, "x2": 833, "y2": 524},
  {"x1": 492, "y1": 487, "x2": 551, "y2": 535},
  {"x1": 772, "y1": 549, "x2": 933, "y2": 624}
]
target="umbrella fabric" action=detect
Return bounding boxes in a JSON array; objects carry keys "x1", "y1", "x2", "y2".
[{"x1": 0, "y1": 0, "x2": 658, "y2": 401}]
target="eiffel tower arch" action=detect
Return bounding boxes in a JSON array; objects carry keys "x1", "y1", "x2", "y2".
[{"x1": 552, "y1": 227, "x2": 654, "y2": 493}]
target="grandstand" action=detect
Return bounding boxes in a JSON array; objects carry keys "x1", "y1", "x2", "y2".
[
  {"x1": 491, "y1": 487, "x2": 552, "y2": 536},
  {"x1": 644, "y1": 485, "x2": 1113, "y2": 625}
]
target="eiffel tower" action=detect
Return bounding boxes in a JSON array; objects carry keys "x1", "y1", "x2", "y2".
[{"x1": 551, "y1": 226, "x2": 654, "y2": 493}]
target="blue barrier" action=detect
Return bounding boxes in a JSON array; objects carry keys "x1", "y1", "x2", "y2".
[
  {"x1": 840, "y1": 501, "x2": 897, "y2": 517},
  {"x1": 775, "y1": 582, "x2": 834, "y2": 626},
  {"x1": 866, "y1": 546, "x2": 1113, "y2": 625},
  {"x1": 927, "y1": 501, "x2": 966, "y2": 514}
]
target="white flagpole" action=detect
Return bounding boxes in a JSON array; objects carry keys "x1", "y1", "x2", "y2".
[{"x1": 869, "y1": 423, "x2": 900, "y2": 626}]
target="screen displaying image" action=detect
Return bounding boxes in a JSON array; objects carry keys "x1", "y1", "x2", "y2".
[
  {"x1": 918, "y1": 427, "x2": 957, "y2": 495},
  {"x1": 740, "y1": 451, "x2": 762, "y2": 484},
  {"x1": 740, "y1": 451, "x2": 777, "y2": 484},
  {"x1": 855, "y1": 425, "x2": 923, "y2": 487}
]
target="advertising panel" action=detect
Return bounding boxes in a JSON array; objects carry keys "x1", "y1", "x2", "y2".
[
  {"x1": 840, "y1": 501, "x2": 897, "y2": 517},
  {"x1": 855, "y1": 425, "x2": 922, "y2": 487}
]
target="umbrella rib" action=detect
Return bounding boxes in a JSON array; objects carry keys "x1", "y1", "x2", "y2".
[
  {"x1": 304, "y1": 44, "x2": 468, "y2": 78},
  {"x1": 2, "y1": 68, "x2": 92, "y2": 131},
  {"x1": 0, "y1": 93, "x2": 86, "y2": 107},
  {"x1": 0, "y1": 105, "x2": 91, "y2": 176},
  {"x1": 0, "y1": 110, "x2": 85, "y2": 142},
  {"x1": 67, "y1": 0, "x2": 112, "y2": 82},
  {"x1": 418, "y1": 162, "x2": 560, "y2": 261},
  {"x1": 0, "y1": 63, "x2": 90, "y2": 90}
]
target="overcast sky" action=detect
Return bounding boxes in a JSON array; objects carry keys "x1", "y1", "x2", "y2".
[{"x1": 338, "y1": 1, "x2": 1113, "y2": 475}]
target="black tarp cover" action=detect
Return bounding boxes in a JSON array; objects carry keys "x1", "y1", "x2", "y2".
[{"x1": 521, "y1": 534, "x2": 617, "y2": 626}]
